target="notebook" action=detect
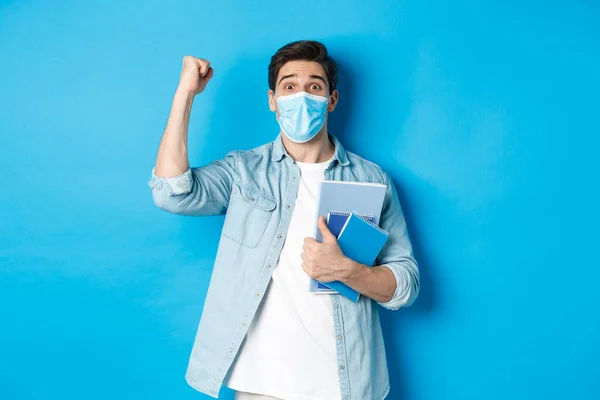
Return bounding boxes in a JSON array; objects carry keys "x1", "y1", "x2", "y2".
[
  {"x1": 312, "y1": 212, "x2": 375, "y2": 293},
  {"x1": 327, "y1": 211, "x2": 374, "y2": 237},
  {"x1": 309, "y1": 180, "x2": 387, "y2": 294},
  {"x1": 320, "y1": 212, "x2": 389, "y2": 301}
]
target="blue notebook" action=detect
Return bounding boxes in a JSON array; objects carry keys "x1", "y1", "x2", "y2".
[
  {"x1": 313, "y1": 212, "x2": 375, "y2": 292},
  {"x1": 327, "y1": 211, "x2": 374, "y2": 237},
  {"x1": 309, "y1": 180, "x2": 387, "y2": 295},
  {"x1": 320, "y1": 212, "x2": 389, "y2": 301}
]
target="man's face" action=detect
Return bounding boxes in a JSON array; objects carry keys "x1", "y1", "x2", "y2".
[{"x1": 268, "y1": 60, "x2": 338, "y2": 115}]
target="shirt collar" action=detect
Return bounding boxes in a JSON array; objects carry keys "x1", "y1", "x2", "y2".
[{"x1": 271, "y1": 132, "x2": 350, "y2": 166}]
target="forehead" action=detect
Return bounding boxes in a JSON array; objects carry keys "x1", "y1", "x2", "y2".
[{"x1": 277, "y1": 60, "x2": 327, "y2": 81}]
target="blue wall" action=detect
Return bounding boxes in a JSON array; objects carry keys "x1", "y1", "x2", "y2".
[{"x1": 1, "y1": 1, "x2": 599, "y2": 399}]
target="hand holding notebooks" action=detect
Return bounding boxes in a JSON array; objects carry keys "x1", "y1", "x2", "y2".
[
  {"x1": 309, "y1": 180, "x2": 387, "y2": 295},
  {"x1": 319, "y1": 211, "x2": 389, "y2": 301}
]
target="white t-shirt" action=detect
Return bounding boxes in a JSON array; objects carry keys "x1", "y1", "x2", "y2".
[{"x1": 224, "y1": 157, "x2": 341, "y2": 400}]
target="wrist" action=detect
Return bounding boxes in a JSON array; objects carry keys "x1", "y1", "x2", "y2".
[
  {"x1": 339, "y1": 257, "x2": 365, "y2": 282},
  {"x1": 175, "y1": 86, "x2": 196, "y2": 100}
]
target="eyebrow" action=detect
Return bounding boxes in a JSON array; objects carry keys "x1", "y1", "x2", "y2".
[{"x1": 278, "y1": 74, "x2": 328, "y2": 87}]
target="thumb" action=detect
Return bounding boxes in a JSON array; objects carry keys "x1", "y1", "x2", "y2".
[
  {"x1": 202, "y1": 66, "x2": 214, "y2": 82},
  {"x1": 318, "y1": 216, "x2": 336, "y2": 242}
]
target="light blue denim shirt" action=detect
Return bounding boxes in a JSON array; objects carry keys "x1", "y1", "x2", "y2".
[{"x1": 147, "y1": 132, "x2": 419, "y2": 400}]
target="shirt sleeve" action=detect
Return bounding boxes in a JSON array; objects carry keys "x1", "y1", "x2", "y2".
[
  {"x1": 147, "y1": 151, "x2": 238, "y2": 217},
  {"x1": 375, "y1": 171, "x2": 420, "y2": 310}
]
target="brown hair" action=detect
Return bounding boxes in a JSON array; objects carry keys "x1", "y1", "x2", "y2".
[{"x1": 268, "y1": 40, "x2": 338, "y2": 93}]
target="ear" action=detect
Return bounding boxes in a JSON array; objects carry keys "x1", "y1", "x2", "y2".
[
  {"x1": 327, "y1": 89, "x2": 339, "y2": 112},
  {"x1": 268, "y1": 89, "x2": 277, "y2": 112}
]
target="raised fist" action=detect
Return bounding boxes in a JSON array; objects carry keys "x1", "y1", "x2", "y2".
[{"x1": 178, "y1": 55, "x2": 214, "y2": 95}]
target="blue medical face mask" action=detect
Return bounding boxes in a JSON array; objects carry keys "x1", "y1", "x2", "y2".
[{"x1": 274, "y1": 91, "x2": 330, "y2": 143}]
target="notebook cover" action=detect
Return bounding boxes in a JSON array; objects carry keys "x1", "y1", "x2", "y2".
[{"x1": 327, "y1": 211, "x2": 374, "y2": 238}]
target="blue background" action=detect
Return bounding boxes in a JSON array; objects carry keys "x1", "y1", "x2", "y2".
[{"x1": 1, "y1": 0, "x2": 599, "y2": 399}]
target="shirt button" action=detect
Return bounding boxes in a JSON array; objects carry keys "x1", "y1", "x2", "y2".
[
  {"x1": 277, "y1": 234, "x2": 282, "y2": 239},
  {"x1": 256, "y1": 292, "x2": 260, "y2": 297},
  {"x1": 292, "y1": 176, "x2": 296, "y2": 180},
  {"x1": 286, "y1": 204, "x2": 290, "y2": 209},
  {"x1": 334, "y1": 303, "x2": 339, "y2": 309},
  {"x1": 337, "y1": 334, "x2": 342, "y2": 340},
  {"x1": 268, "y1": 264, "x2": 272, "y2": 268},
  {"x1": 339, "y1": 365, "x2": 345, "y2": 371}
]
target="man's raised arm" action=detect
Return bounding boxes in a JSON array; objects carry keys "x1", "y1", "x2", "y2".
[{"x1": 148, "y1": 56, "x2": 236, "y2": 217}]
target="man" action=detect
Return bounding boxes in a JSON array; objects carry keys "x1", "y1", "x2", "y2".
[{"x1": 148, "y1": 40, "x2": 419, "y2": 400}]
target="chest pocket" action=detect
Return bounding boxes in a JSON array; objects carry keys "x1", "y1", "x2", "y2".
[{"x1": 222, "y1": 181, "x2": 277, "y2": 248}]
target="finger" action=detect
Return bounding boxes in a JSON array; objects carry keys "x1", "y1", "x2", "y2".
[
  {"x1": 318, "y1": 216, "x2": 336, "y2": 242},
  {"x1": 301, "y1": 262, "x2": 308, "y2": 273},
  {"x1": 203, "y1": 66, "x2": 214, "y2": 81},
  {"x1": 197, "y1": 60, "x2": 211, "y2": 77},
  {"x1": 304, "y1": 237, "x2": 316, "y2": 245}
]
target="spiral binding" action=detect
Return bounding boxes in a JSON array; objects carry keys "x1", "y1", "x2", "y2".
[
  {"x1": 328, "y1": 211, "x2": 389, "y2": 236},
  {"x1": 354, "y1": 213, "x2": 389, "y2": 236},
  {"x1": 328, "y1": 210, "x2": 373, "y2": 219}
]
